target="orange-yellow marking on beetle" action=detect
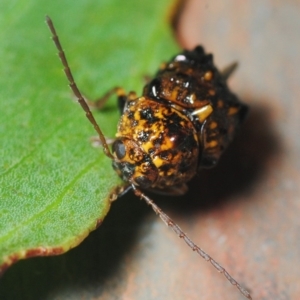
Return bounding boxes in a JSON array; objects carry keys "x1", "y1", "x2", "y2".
[
  {"x1": 209, "y1": 89, "x2": 216, "y2": 96},
  {"x1": 217, "y1": 100, "x2": 224, "y2": 108},
  {"x1": 228, "y1": 107, "x2": 239, "y2": 115},
  {"x1": 204, "y1": 71, "x2": 213, "y2": 81},
  {"x1": 209, "y1": 121, "x2": 218, "y2": 129},
  {"x1": 192, "y1": 104, "x2": 213, "y2": 122},
  {"x1": 206, "y1": 140, "x2": 218, "y2": 148}
]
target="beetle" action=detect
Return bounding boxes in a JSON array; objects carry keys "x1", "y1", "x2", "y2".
[{"x1": 46, "y1": 16, "x2": 251, "y2": 299}]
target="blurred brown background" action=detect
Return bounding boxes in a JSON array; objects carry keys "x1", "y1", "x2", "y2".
[{"x1": 174, "y1": 1, "x2": 300, "y2": 299}]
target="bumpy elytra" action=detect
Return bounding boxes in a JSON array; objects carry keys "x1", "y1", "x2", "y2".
[{"x1": 112, "y1": 46, "x2": 248, "y2": 195}]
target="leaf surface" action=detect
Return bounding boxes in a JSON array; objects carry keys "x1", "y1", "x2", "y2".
[{"x1": 0, "y1": 0, "x2": 178, "y2": 273}]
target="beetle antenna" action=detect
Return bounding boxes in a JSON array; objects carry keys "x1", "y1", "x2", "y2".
[
  {"x1": 131, "y1": 184, "x2": 252, "y2": 299},
  {"x1": 45, "y1": 16, "x2": 114, "y2": 159}
]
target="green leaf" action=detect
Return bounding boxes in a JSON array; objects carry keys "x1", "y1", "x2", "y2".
[{"x1": 0, "y1": 0, "x2": 178, "y2": 274}]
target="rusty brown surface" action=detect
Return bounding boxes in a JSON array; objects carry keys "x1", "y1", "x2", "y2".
[
  {"x1": 174, "y1": 1, "x2": 300, "y2": 299},
  {"x1": 1, "y1": 1, "x2": 299, "y2": 299}
]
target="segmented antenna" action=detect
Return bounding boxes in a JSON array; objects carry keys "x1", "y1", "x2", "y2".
[
  {"x1": 46, "y1": 16, "x2": 251, "y2": 299},
  {"x1": 45, "y1": 16, "x2": 113, "y2": 159},
  {"x1": 131, "y1": 185, "x2": 252, "y2": 299}
]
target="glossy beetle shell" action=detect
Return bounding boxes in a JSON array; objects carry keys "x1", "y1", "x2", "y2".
[
  {"x1": 112, "y1": 97, "x2": 199, "y2": 191},
  {"x1": 112, "y1": 46, "x2": 248, "y2": 194}
]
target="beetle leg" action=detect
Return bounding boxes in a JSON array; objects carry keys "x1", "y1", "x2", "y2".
[
  {"x1": 147, "y1": 183, "x2": 189, "y2": 196},
  {"x1": 86, "y1": 87, "x2": 137, "y2": 114},
  {"x1": 221, "y1": 61, "x2": 238, "y2": 81},
  {"x1": 88, "y1": 89, "x2": 138, "y2": 146},
  {"x1": 86, "y1": 87, "x2": 126, "y2": 109},
  {"x1": 118, "y1": 90, "x2": 137, "y2": 113},
  {"x1": 90, "y1": 136, "x2": 116, "y2": 148},
  {"x1": 108, "y1": 184, "x2": 132, "y2": 202}
]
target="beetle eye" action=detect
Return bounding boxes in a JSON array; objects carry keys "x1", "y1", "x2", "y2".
[
  {"x1": 112, "y1": 140, "x2": 126, "y2": 160},
  {"x1": 134, "y1": 175, "x2": 152, "y2": 188}
]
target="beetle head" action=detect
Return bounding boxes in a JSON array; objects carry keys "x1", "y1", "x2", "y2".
[{"x1": 112, "y1": 138, "x2": 158, "y2": 188}]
